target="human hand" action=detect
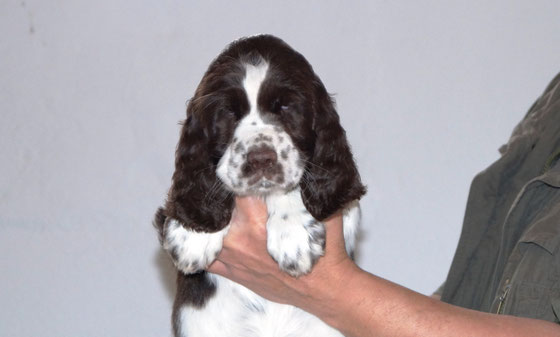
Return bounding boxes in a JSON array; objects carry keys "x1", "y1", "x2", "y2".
[
  {"x1": 210, "y1": 198, "x2": 560, "y2": 337},
  {"x1": 208, "y1": 195, "x2": 356, "y2": 308}
]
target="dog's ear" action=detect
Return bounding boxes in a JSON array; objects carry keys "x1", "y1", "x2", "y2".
[
  {"x1": 300, "y1": 79, "x2": 366, "y2": 221},
  {"x1": 162, "y1": 97, "x2": 234, "y2": 233}
]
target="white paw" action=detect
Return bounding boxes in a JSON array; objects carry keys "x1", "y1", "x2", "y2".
[
  {"x1": 163, "y1": 219, "x2": 229, "y2": 274},
  {"x1": 266, "y1": 209, "x2": 325, "y2": 277}
]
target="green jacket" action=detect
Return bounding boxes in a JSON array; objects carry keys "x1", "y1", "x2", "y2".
[{"x1": 441, "y1": 73, "x2": 560, "y2": 322}]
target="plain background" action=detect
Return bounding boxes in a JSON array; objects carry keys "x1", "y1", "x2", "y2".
[{"x1": 1, "y1": 1, "x2": 559, "y2": 336}]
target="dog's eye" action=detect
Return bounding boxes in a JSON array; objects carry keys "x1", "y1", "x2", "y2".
[
  {"x1": 271, "y1": 98, "x2": 290, "y2": 114},
  {"x1": 222, "y1": 88, "x2": 248, "y2": 119},
  {"x1": 225, "y1": 108, "x2": 238, "y2": 116},
  {"x1": 225, "y1": 100, "x2": 244, "y2": 118}
]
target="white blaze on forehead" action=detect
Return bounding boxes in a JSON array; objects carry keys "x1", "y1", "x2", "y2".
[
  {"x1": 216, "y1": 60, "x2": 304, "y2": 195},
  {"x1": 242, "y1": 62, "x2": 269, "y2": 122}
]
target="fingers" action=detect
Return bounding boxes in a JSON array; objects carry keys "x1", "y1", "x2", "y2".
[
  {"x1": 323, "y1": 212, "x2": 345, "y2": 249},
  {"x1": 235, "y1": 195, "x2": 266, "y2": 209},
  {"x1": 207, "y1": 259, "x2": 228, "y2": 276},
  {"x1": 324, "y1": 211, "x2": 343, "y2": 233},
  {"x1": 213, "y1": 200, "x2": 349, "y2": 280},
  {"x1": 231, "y1": 196, "x2": 268, "y2": 227}
]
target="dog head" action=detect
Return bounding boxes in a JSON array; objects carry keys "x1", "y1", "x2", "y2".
[{"x1": 162, "y1": 35, "x2": 365, "y2": 232}]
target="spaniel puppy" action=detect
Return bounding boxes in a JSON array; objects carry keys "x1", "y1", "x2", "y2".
[{"x1": 154, "y1": 35, "x2": 366, "y2": 337}]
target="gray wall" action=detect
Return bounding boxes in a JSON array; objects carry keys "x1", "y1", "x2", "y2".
[{"x1": 1, "y1": 1, "x2": 559, "y2": 336}]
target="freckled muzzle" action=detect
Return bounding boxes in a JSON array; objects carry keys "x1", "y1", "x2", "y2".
[
  {"x1": 217, "y1": 126, "x2": 304, "y2": 195},
  {"x1": 240, "y1": 138, "x2": 285, "y2": 189}
]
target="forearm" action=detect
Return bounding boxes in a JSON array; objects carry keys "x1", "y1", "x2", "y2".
[
  {"x1": 211, "y1": 198, "x2": 560, "y2": 336},
  {"x1": 298, "y1": 262, "x2": 560, "y2": 337}
]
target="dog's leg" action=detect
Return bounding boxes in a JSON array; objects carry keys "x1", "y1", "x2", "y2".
[
  {"x1": 159, "y1": 215, "x2": 229, "y2": 274},
  {"x1": 265, "y1": 188, "x2": 326, "y2": 277},
  {"x1": 341, "y1": 200, "x2": 361, "y2": 259}
]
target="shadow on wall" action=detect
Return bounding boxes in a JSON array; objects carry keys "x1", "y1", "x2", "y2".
[{"x1": 153, "y1": 248, "x2": 177, "y2": 302}]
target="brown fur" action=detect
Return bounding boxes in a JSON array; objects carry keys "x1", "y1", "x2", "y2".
[{"x1": 153, "y1": 35, "x2": 366, "y2": 333}]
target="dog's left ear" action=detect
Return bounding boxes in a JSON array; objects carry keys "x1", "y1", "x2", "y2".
[
  {"x1": 161, "y1": 96, "x2": 234, "y2": 233},
  {"x1": 300, "y1": 79, "x2": 366, "y2": 221}
]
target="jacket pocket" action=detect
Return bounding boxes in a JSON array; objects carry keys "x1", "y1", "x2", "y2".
[
  {"x1": 503, "y1": 282, "x2": 549, "y2": 319},
  {"x1": 551, "y1": 297, "x2": 560, "y2": 323}
]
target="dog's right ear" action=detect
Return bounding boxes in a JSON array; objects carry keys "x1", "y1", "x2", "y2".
[
  {"x1": 300, "y1": 78, "x2": 366, "y2": 221},
  {"x1": 160, "y1": 99, "x2": 234, "y2": 233}
]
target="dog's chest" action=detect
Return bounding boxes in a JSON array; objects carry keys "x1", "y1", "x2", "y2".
[{"x1": 180, "y1": 275, "x2": 343, "y2": 337}]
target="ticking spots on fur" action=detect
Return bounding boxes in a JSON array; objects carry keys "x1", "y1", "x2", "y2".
[
  {"x1": 265, "y1": 189, "x2": 326, "y2": 276},
  {"x1": 162, "y1": 218, "x2": 229, "y2": 274},
  {"x1": 153, "y1": 34, "x2": 366, "y2": 337}
]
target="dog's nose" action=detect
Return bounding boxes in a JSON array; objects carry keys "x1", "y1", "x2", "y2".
[{"x1": 247, "y1": 146, "x2": 277, "y2": 170}]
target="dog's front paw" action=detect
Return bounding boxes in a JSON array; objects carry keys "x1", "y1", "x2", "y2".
[
  {"x1": 162, "y1": 219, "x2": 229, "y2": 274},
  {"x1": 267, "y1": 210, "x2": 326, "y2": 277}
]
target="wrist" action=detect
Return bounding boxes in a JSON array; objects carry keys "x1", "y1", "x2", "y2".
[{"x1": 297, "y1": 257, "x2": 364, "y2": 328}]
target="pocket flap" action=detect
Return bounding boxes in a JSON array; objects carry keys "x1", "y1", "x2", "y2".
[
  {"x1": 551, "y1": 297, "x2": 560, "y2": 322},
  {"x1": 519, "y1": 201, "x2": 560, "y2": 255}
]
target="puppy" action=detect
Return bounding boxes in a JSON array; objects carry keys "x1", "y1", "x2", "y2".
[{"x1": 154, "y1": 34, "x2": 365, "y2": 337}]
